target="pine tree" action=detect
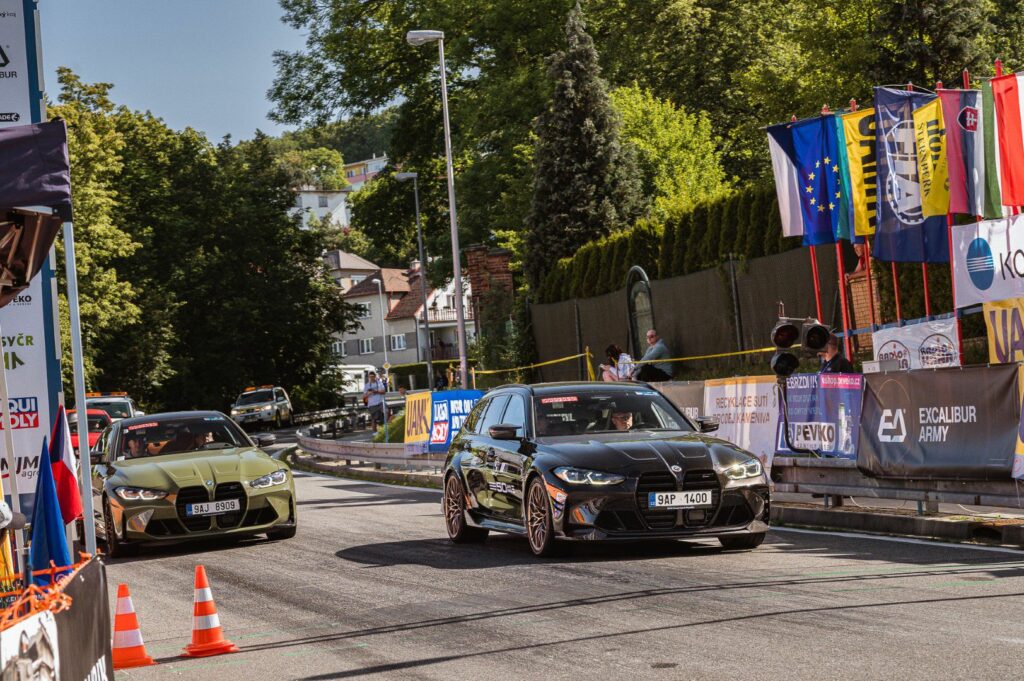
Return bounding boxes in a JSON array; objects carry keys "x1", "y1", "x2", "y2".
[
  {"x1": 659, "y1": 214, "x2": 677, "y2": 278},
  {"x1": 673, "y1": 210, "x2": 692, "y2": 276},
  {"x1": 524, "y1": 3, "x2": 647, "y2": 289}
]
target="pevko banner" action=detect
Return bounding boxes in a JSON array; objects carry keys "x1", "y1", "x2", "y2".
[
  {"x1": 702, "y1": 376, "x2": 779, "y2": 473},
  {"x1": 952, "y1": 214, "x2": 1024, "y2": 308},
  {"x1": 652, "y1": 381, "x2": 704, "y2": 421},
  {"x1": 858, "y1": 364, "x2": 1019, "y2": 479},
  {"x1": 775, "y1": 373, "x2": 863, "y2": 460},
  {"x1": 871, "y1": 318, "x2": 961, "y2": 370}
]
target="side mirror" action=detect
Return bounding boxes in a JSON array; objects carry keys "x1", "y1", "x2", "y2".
[
  {"x1": 696, "y1": 416, "x2": 719, "y2": 433},
  {"x1": 256, "y1": 433, "x2": 277, "y2": 447},
  {"x1": 488, "y1": 424, "x2": 520, "y2": 441}
]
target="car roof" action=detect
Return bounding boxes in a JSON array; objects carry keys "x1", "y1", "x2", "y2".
[
  {"x1": 118, "y1": 411, "x2": 227, "y2": 427},
  {"x1": 68, "y1": 409, "x2": 112, "y2": 417}
]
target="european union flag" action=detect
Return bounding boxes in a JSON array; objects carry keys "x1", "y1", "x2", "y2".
[{"x1": 790, "y1": 116, "x2": 847, "y2": 245}]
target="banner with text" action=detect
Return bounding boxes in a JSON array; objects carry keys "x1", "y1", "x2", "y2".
[
  {"x1": 984, "y1": 297, "x2": 1024, "y2": 364},
  {"x1": 426, "y1": 390, "x2": 483, "y2": 453},
  {"x1": 775, "y1": 373, "x2": 863, "y2": 459},
  {"x1": 702, "y1": 376, "x2": 780, "y2": 472},
  {"x1": 652, "y1": 381, "x2": 705, "y2": 422},
  {"x1": 54, "y1": 557, "x2": 114, "y2": 681},
  {"x1": 952, "y1": 215, "x2": 1024, "y2": 308},
  {"x1": 871, "y1": 318, "x2": 961, "y2": 370},
  {"x1": 858, "y1": 364, "x2": 1018, "y2": 479}
]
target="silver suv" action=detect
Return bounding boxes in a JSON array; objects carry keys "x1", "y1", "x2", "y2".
[{"x1": 229, "y1": 385, "x2": 293, "y2": 430}]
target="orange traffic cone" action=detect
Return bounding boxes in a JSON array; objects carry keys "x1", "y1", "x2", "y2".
[
  {"x1": 183, "y1": 565, "x2": 239, "y2": 657},
  {"x1": 112, "y1": 584, "x2": 156, "y2": 669}
]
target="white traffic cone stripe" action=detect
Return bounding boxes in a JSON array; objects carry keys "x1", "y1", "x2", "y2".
[
  {"x1": 194, "y1": 587, "x2": 213, "y2": 603},
  {"x1": 194, "y1": 614, "x2": 221, "y2": 630},
  {"x1": 115, "y1": 597, "x2": 135, "y2": 615},
  {"x1": 113, "y1": 629, "x2": 144, "y2": 649}
]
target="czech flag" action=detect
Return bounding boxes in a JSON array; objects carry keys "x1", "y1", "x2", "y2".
[{"x1": 49, "y1": 405, "x2": 83, "y2": 524}]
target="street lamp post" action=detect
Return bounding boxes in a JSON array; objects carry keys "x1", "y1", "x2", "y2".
[
  {"x1": 406, "y1": 29, "x2": 469, "y2": 388},
  {"x1": 372, "y1": 277, "x2": 390, "y2": 443},
  {"x1": 396, "y1": 171, "x2": 435, "y2": 390}
]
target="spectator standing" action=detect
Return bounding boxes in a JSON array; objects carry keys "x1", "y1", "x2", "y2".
[
  {"x1": 600, "y1": 344, "x2": 634, "y2": 382},
  {"x1": 633, "y1": 329, "x2": 673, "y2": 382},
  {"x1": 818, "y1": 334, "x2": 857, "y2": 374},
  {"x1": 363, "y1": 370, "x2": 387, "y2": 431}
]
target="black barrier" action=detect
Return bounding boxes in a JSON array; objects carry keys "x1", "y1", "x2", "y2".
[
  {"x1": 858, "y1": 364, "x2": 1020, "y2": 480},
  {"x1": 55, "y1": 557, "x2": 113, "y2": 681},
  {"x1": 652, "y1": 380, "x2": 705, "y2": 421}
]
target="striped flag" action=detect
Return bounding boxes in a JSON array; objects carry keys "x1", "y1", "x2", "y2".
[
  {"x1": 981, "y1": 78, "x2": 1006, "y2": 217},
  {"x1": 992, "y1": 72, "x2": 1024, "y2": 207},
  {"x1": 937, "y1": 88, "x2": 985, "y2": 216},
  {"x1": 766, "y1": 127, "x2": 804, "y2": 238}
]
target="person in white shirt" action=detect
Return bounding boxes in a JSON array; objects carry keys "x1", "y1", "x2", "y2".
[
  {"x1": 599, "y1": 344, "x2": 634, "y2": 382},
  {"x1": 363, "y1": 371, "x2": 387, "y2": 430}
]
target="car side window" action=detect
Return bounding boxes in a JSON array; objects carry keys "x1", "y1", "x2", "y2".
[
  {"x1": 501, "y1": 395, "x2": 527, "y2": 437},
  {"x1": 462, "y1": 397, "x2": 489, "y2": 434},
  {"x1": 478, "y1": 395, "x2": 510, "y2": 436}
]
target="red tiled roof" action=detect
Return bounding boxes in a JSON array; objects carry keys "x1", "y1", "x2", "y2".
[
  {"x1": 342, "y1": 268, "x2": 410, "y2": 299},
  {"x1": 386, "y1": 270, "x2": 427, "y2": 320}
]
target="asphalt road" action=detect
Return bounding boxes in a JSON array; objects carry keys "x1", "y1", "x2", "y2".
[{"x1": 108, "y1": 470, "x2": 1024, "y2": 680}]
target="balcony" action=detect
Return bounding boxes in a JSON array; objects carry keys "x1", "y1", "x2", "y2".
[
  {"x1": 424, "y1": 307, "x2": 474, "y2": 323},
  {"x1": 428, "y1": 345, "x2": 460, "y2": 360}
]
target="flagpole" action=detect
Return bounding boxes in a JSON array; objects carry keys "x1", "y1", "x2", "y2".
[
  {"x1": 0, "y1": 316, "x2": 24, "y2": 574},
  {"x1": 891, "y1": 262, "x2": 902, "y2": 322},
  {"x1": 62, "y1": 222, "x2": 96, "y2": 555},
  {"x1": 809, "y1": 246, "x2": 824, "y2": 321},
  {"x1": 945, "y1": 73, "x2": 968, "y2": 360}
]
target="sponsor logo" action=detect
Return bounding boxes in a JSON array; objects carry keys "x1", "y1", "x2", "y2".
[
  {"x1": 0, "y1": 396, "x2": 39, "y2": 430},
  {"x1": 878, "y1": 408, "x2": 907, "y2": 443},
  {"x1": 918, "y1": 333, "x2": 958, "y2": 367},
  {"x1": 917, "y1": 404, "x2": 977, "y2": 443},
  {"x1": 883, "y1": 119, "x2": 925, "y2": 225},
  {"x1": 11, "y1": 293, "x2": 30, "y2": 306},
  {"x1": 787, "y1": 421, "x2": 837, "y2": 450},
  {"x1": 877, "y1": 340, "x2": 911, "y2": 370},
  {"x1": 669, "y1": 465, "x2": 682, "y2": 473},
  {"x1": 966, "y1": 237, "x2": 996, "y2": 290},
  {"x1": 0, "y1": 45, "x2": 8, "y2": 68},
  {"x1": 0, "y1": 112, "x2": 18, "y2": 123},
  {"x1": 958, "y1": 106, "x2": 979, "y2": 132},
  {"x1": 487, "y1": 481, "x2": 518, "y2": 496}
]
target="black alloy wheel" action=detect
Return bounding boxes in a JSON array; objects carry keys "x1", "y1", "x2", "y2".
[
  {"x1": 444, "y1": 474, "x2": 488, "y2": 543},
  {"x1": 526, "y1": 478, "x2": 558, "y2": 557},
  {"x1": 719, "y1": 532, "x2": 766, "y2": 550}
]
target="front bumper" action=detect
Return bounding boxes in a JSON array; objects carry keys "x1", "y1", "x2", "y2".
[
  {"x1": 231, "y1": 410, "x2": 274, "y2": 425},
  {"x1": 107, "y1": 482, "x2": 295, "y2": 543},
  {"x1": 544, "y1": 472, "x2": 770, "y2": 541}
]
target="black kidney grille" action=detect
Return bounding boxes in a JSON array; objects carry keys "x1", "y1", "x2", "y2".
[
  {"x1": 214, "y1": 482, "x2": 248, "y2": 529},
  {"x1": 635, "y1": 471, "x2": 678, "y2": 530},
  {"x1": 176, "y1": 486, "x2": 212, "y2": 532}
]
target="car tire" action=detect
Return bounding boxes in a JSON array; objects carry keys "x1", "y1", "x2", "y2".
[
  {"x1": 718, "y1": 532, "x2": 766, "y2": 550},
  {"x1": 443, "y1": 474, "x2": 488, "y2": 544},
  {"x1": 102, "y1": 499, "x2": 134, "y2": 558},
  {"x1": 526, "y1": 477, "x2": 559, "y2": 557},
  {"x1": 267, "y1": 524, "x2": 297, "y2": 540}
]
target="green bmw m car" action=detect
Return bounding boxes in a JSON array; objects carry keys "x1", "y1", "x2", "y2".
[{"x1": 90, "y1": 411, "x2": 297, "y2": 557}]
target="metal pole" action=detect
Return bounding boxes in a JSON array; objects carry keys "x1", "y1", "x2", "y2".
[
  {"x1": 891, "y1": 262, "x2": 903, "y2": 322},
  {"x1": 63, "y1": 222, "x2": 96, "y2": 554},
  {"x1": 0, "y1": 317, "x2": 24, "y2": 572},
  {"x1": 835, "y1": 242, "x2": 853, "y2": 359},
  {"x1": 864, "y1": 240, "x2": 878, "y2": 326},
  {"x1": 809, "y1": 246, "x2": 824, "y2": 321},
  {"x1": 437, "y1": 38, "x2": 469, "y2": 388},
  {"x1": 412, "y1": 177, "x2": 435, "y2": 389},
  {"x1": 921, "y1": 263, "x2": 931, "y2": 316},
  {"x1": 375, "y1": 279, "x2": 389, "y2": 444},
  {"x1": 728, "y1": 255, "x2": 743, "y2": 351}
]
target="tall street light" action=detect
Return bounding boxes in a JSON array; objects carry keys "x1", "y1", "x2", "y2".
[
  {"x1": 406, "y1": 29, "x2": 469, "y2": 388},
  {"x1": 372, "y1": 276, "x2": 390, "y2": 443},
  {"x1": 396, "y1": 171, "x2": 435, "y2": 389}
]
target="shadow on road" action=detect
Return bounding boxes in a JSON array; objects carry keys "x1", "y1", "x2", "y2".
[{"x1": 100, "y1": 534, "x2": 279, "y2": 565}]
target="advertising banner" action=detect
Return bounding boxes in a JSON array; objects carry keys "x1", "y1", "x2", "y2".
[
  {"x1": 983, "y1": 297, "x2": 1024, "y2": 364},
  {"x1": 428, "y1": 390, "x2": 483, "y2": 453},
  {"x1": 55, "y1": 558, "x2": 114, "y2": 681},
  {"x1": 702, "y1": 376, "x2": 779, "y2": 471},
  {"x1": 951, "y1": 214, "x2": 1024, "y2": 307},
  {"x1": 0, "y1": 0, "x2": 40, "y2": 125},
  {"x1": 871, "y1": 318, "x2": 961, "y2": 370},
  {"x1": 652, "y1": 381, "x2": 704, "y2": 421},
  {"x1": 402, "y1": 390, "x2": 431, "y2": 454},
  {"x1": 858, "y1": 365, "x2": 1018, "y2": 479},
  {"x1": 0, "y1": 610, "x2": 58, "y2": 678},
  {"x1": 775, "y1": 373, "x2": 863, "y2": 459}
]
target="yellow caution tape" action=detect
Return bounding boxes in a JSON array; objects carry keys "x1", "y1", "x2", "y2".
[
  {"x1": 630, "y1": 345, "x2": 787, "y2": 364},
  {"x1": 475, "y1": 352, "x2": 590, "y2": 376}
]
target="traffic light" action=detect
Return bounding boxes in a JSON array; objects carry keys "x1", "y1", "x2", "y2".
[{"x1": 770, "y1": 317, "x2": 831, "y2": 377}]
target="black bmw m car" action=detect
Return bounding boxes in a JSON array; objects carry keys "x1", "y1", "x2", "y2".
[{"x1": 442, "y1": 382, "x2": 770, "y2": 556}]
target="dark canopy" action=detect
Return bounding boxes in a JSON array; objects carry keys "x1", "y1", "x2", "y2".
[{"x1": 0, "y1": 120, "x2": 70, "y2": 307}]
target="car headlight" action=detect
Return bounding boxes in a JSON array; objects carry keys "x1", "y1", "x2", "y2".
[
  {"x1": 230, "y1": 408, "x2": 240, "y2": 415},
  {"x1": 249, "y1": 469, "x2": 289, "y2": 489},
  {"x1": 722, "y1": 458, "x2": 763, "y2": 480},
  {"x1": 261, "y1": 404, "x2": 273, "y2": 412},
  {"x1": 115, "y1": 486, "x2": 168, "y2": 501},
  {"x1": 553, "y1": 467, "x2": 624, "y2": 486}
]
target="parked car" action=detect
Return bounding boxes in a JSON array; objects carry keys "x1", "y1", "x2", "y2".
[
  {"x1": 85, "y1": 392, "x2": 144, "y2": 422},
  {"x1": 68, "y1": 408, "x2": 113, "y2": 451}
]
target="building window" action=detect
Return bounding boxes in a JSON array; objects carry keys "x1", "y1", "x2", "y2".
[
  {"x1": 355, "y1": 303, "x2": 371, "y2": 319},
  {"x1": 446, "y1": 294, "x2": 456, "y2": 309},
  {"x1": 351, "y1": 275, "x2": 366, "y2": 285},
  {"x1": 331, "y1": 341, "x2": 346, "y2": 357},
  {"x1": 318, "y1": 195, "x2": 329, "y2": 208},
  {"x1": 390, "y1": 334, "x2": 407, "y2": 351},
  {"x1": 345, "y1": 169, "x2": 356, "y2": 178},
  {"x1": 359, "y1": 338, "x2": 374, "y2": 355}
]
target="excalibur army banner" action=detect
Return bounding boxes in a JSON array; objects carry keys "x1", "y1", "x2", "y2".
[
  {"x1": 858, "y1": 364, "x2": 1019, "y2": 479},
  {"x1": 55, "y1": 557, "x2": 114, "y2": 681}
]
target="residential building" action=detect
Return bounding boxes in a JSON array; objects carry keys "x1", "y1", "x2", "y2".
[
  {"x1": 343, "y1": 154, "x2": 388, "y2": 191},
  {"x1": 294, "y1": 185, "x2": 352, "y2": 230},
  {"x1": 323, "y1": 250, "x2": 379, "y2": 293}
]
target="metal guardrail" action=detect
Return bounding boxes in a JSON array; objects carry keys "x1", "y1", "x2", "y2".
[
  {"x1": 772, "y1": 457, "x2": 1024, "y2": 509},
  {"x1": 297, "y1": 434, "x2": 446, "y2": 470},
  {"x1": 292, "y1": 393, "x2": 406, "y2": 426}
]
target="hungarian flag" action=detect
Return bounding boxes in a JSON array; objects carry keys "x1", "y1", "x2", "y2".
[
  {"x1": 938, "y1": 88, "x2": 985, "y2": 217},
  {"x1": 49, "y1": 405, "x2": 82, "y2": 524}
]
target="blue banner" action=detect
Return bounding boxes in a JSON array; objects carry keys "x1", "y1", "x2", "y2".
[
  {"x1": 428, "y1": 390, "x2": 484, "y2": 453},
  {"x1": 775, "y1": 373, "x2": 863, "y2": 459},
  {"x1": 872, "y1": 87, "x2": 950, "y2": 263}
]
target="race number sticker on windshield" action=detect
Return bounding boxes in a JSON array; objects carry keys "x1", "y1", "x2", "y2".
[
  {"x1": 541, "y1": 396, "x2": 578, "y2": 404},
  {"x1": 127, "y1": 422, "x2": 159, "y2": 431}
]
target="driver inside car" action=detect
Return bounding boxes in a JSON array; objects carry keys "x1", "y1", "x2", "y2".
[{"x1": 611, "y1": 410, "x2": 634, "y2": 431}]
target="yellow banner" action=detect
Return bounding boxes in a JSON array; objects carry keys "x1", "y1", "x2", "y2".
[
  {"x1": 984, "y1": 297, "x2": 1024, "y2": 364},
  {"x1": 403, "y1": 391, "x2": 432, "y2": 444},
  {"x1": 841, "y1": 108, "x2": 878, "y2": 236},
  {"x1": 912, "y1": 98, "x2": 949, "y2": 217}
]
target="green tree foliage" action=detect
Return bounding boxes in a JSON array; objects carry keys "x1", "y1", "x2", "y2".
[
  {"x1": 524, "y1": 4, "x2": 646, "y2": 288},
  {"x1": 278, "y1": 147, "x2": 348, "y2": 190},
  {"x1": 274, "y1": 109, "x2": 397, "y2": 162}
]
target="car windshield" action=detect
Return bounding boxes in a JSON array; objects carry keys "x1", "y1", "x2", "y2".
[
  {"x1": 236, "y1": 390, "x2": 273, "y2": 406},
  {"x1": 532, "y1": 389, "x2": 693, "y2": 437},
  {"x1": 69, "y1": 415, "x2": 109, "y2": 434},
  {"x1": 118, "y1": 415, "x2": 250, "y2": 459},
  {"x1": 87, "y1": 399, "x2": 131, "y2": 419}
]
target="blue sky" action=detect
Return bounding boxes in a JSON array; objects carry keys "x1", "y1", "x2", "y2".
[{"x1": 38, "y1": 0, "x2": 307, "y2": 141}]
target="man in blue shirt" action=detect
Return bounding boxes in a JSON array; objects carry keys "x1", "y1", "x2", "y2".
[
  {"x1": 819, "y1": 334, "x2": 857, "y2": 374},
  {"x1": 633, "y1": 329, "x2": 673, "y2": 382}
]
